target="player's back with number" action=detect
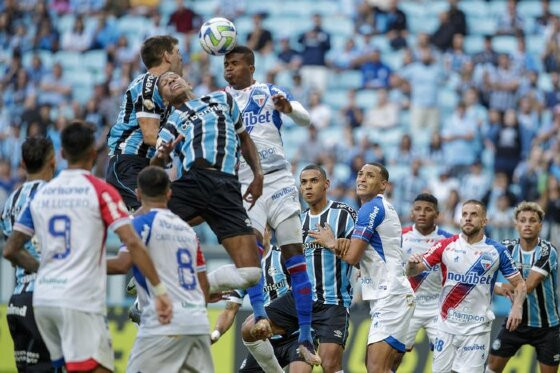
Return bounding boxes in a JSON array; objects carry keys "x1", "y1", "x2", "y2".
[
  {"x1": 132, "y1": 208, "x2": 208, "y2": 336},
  {"x1": 16, "y1": 170, "x2": 130, "y2": 313}
]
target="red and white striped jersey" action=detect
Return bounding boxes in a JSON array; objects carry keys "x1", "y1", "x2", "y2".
[
  {"x1": 15, "y1": 169, "x2": 130, "y2": 314},
  {"x1": 422, "y1": 234, "x2": 519, "y2": 335}
]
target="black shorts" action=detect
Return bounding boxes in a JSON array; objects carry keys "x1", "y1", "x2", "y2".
[
  {"x1": 490, "y1": 324, "x2": 560, "y2": 366},
  {"x1": 266, "y1": 291, "x2": 350, "y2": 347},
  {"x1": 239, "y1": 335, "x2": 303, "y2": 372},
  {"x1": 6, "y1": 292, "x2": 53, "y2": 372},
  {"x1": 168, "y1": 167, "x2": 254, "y2": 243},
  {"x1": 105, "y1": 155, "x2": 150, "y2": 211}
]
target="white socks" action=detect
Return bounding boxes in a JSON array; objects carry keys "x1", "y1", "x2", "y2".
[
  {"x1": 243, "y1": 339, "x2": 284, "y2": 373},
  {"x1": 207, "y1": 264, "x2": 262, "y2": 293}
]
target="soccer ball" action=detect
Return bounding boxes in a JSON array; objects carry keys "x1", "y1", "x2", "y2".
[{"x1": 199, "y1": 17, "x2": 237, "y2": 56}]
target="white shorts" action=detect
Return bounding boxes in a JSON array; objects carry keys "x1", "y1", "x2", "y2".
[
  {"x1": 404, "y1": 309, "x2": 439, "y2": 350},
  {"x1": 432, "y1": 330, "x2": 490, "y2": 373},
  {"x1": 34, "y1": 306, "x2": 114, "y2": 371},
  {"x1": 241, "y1": 169, "x2": 301, "y2": 242},
  {"x1": 368, "y1": 293, "x2": 415, "y2": 352},
  {"x1": 127, "y1": 334, "x2": 213, "y2": 373}
]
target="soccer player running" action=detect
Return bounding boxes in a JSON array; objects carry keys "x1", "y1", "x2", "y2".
[
  {"x1": 488, "y1": 202, "x2": 559, "y2": 373},
  {"x1": 407, "y1": 200, "x2": 527, "y2": 373},
  {"x1": 398, "y1": 194, "x2": 453, "y2": 364},
  {"x1": 106, "y1": 35, "x2": 182, "y2": 211},
  {"x1": 154, "y1": 72, "x2": 272, "y2": 339},
  {"x1": 309, "y1": 163, "x2": 415, "y2": 372},
  {"x1": 212, "y1": 226, "x2": 309, "y2": 373},
  {"x1": 3, "y1": 121, "x2": 172, "y2": 373},
  {"x1": 1, "y1": 137, "x2": 56, "y2": 372},
  {"x1": 224, "y1": 45, "x2": 320, "y2": 364},
  {"x1": 107, "y1": 166, "x2": 213, "y2": 373}
]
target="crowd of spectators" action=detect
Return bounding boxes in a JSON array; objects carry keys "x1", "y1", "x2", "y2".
[{"x1": 0, "y1": 0, "x2": 559, "y2": 248}]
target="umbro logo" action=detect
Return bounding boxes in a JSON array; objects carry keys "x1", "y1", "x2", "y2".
[{"x1": 333, "y1": 330, "x2": 343, "y2": 338}]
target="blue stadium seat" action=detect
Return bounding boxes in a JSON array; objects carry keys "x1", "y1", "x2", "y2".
[
  {"x1": 327, "y1": 70, "x2": 362, "y2": 90},
  {"x1": 117, "y1": 16, "x2": 147, "y2": 36},
  {"x1": 322, "y1": 16, "x2": 354, "y2": 36},
  {"x1": 159, "y1": 0, "x2": 177, "y2": 18},
  {"x1": 276, "y1": 1, "x2": 314, "y2": 17},
  {"x1": 399, "y1": 1, "x2": 425, "y2": 18},
  {"x1": 384, "y1": 50, "x2": 404, "y2": 70},
  {"x1": 551, "y1": 1, "x2": 560, "y2": 15},
  {"x1": 464, "y1": 35, "x2": 484, "y2": 54},
  {"x1": 459, "y1": 1, "x2": 488, "y2": 18},
  {"x1": 408, "y1": 14, "x2": 439, "y2": 34},
  {"x1": 82, "y1": 50, "x2": 107, "y2": 72},
  {"x1": 264, "y1": 16, "x2": 309, "y2": 36},
  {"x1": 191, "y1": 0, "x2": 218, "y2": 16},
  {"x1": 323, "y1": 89, "x2": 349, "y2": 110},
  {"x1": 538, "y1": 73, "x2": 552, "y2": 90},
  {"x1": 72, "y1": 85, "x2": 93, "y2": 104},
  {"x1": 517, "y1": 1, "x2": 543, "y2": 18},
  {"x1": 438, "y1": 88, "x2": 458, "y2": 110},
  {"x1": 56, "y1": 14, "x2": 75, "y2": 34},
  {"x1": 527, "y1": 35, "x2": 546, "y2": 55},
  {"x1": 470, "y1": 17, "x2": 497, "y2": 35},
  {"x1": 54, "y1": 51, "x2": 82, "y2": 70},
  {"x1": 492, "y1": 36, "x2": 517, "y2": 54},
  {"x1": 488, "y1": 0, "x2": 507, "y2": 17},
  {"x1": 356, "y1": 90, "x2": 377, "y2": 109},
  {"x1": 425, "y1": 1, "x2": 449, "y2": 17},
  {"x1": 233, "y1": 16, "x2": 253, "y2": 36}
]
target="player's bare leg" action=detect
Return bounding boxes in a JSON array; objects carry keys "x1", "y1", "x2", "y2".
[
  {"x1": 242, "y1": 314, "x2": 284, "y2": 372},
  {"x1": 318, "y1": 342, "x2": 344, "y2": 373},
  {"x1": 392, "y1": 351, "x2": 405, "y2": 371},
  {"x1": 538, "y1": 362, "x2": 559, "y2": 373},
  {"x1": 486, "y1": 354, "x2": 510, "y2": 372},
  {"x1": 289, "y1": 361, "x2": 313, "y2": 373},
  {"x1": 366, "y1": 341, "x2": 400, "y2": 373}
]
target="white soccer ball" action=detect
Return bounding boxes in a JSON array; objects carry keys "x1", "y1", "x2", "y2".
[{"x1": 199, "y1": 17, "x2": 237, "y2": 56}]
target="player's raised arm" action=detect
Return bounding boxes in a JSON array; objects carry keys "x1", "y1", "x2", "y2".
[
  {"x1": 3, "y1": 231, "x2": 39, "y2": 272},
  {"x1": 271, "y1": 93, "x2": 310, "y2": 127},
  {"x1": 212, "y1": 300, "x2": 242, "y2": 344}
]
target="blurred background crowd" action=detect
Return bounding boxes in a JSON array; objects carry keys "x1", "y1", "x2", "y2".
[{"x1": 0, "y1": 0, "x2": 559, "y2": 249}]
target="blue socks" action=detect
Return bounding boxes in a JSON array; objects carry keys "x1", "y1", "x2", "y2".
[
  {"x1": 285, "y1": 254, "x2": 313, "y2": 344},
  {"x1": 247, "y1": 241, "x2": 267, "y2": 320}
]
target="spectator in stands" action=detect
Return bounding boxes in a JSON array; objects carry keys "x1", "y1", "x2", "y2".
[
  {"x1": 247, "y1": 13, "x2": 273, "y2": 54},
  {"x1": 91, "y1": 12, "x2": 119, "y2": 49},
  {"x1": 482, "y1": 172, "x2": 517, "y2": 218},
  {"x1": 354, "y1": 2, "x2": 376, "y2": 36},
  {"x1": 517, "y1": 96, "x2": 540, "y2": 136},
  {"x1": 27, "y1": 54, "x2": 46, "y2": 85},
  {"x1": 394, "y1": 159, "x2": 428, "y2": 220},
  {"x1": 515, "y1": 146, "x2": 547, "y2": 202},
  {"x1": 444, "y1": 33, "x2": 470, "y2": 73},
  {"x1": 462, "y1": 161, "x2": 490, "y2": 201},
  {"x1": 61, "y1": 15, "x2": 92, "y2": 52},
  {"x1": 215, "y1": 0, "x2": 246, "y2": 21},
  {"x1": 488, "y1": 194, "x2": 515, "y2": 241},
  {"x1": 298, "y1": 13, "x2": 331, "y2": 91},
  {"x1": 275, "y1": 36, "x2": 300, "y2": 70},
  {"x1": 4, "y1": 69, "x2": 34, "y2": 118},
  {"x1": 543, "y1": 37, "x2": 560, "y2": 73},
  {"x1": 341, "y1": 90, "x2": 363, "y2": 129},
  {"x1": 431, "y1": 0, "x2": 466, "y2": 52},
  {"x1": 363, "y1": 88, "x2": 399, "y2": 129},
  {"x1": 536, "y1": 0, "x2": 554, "y2": 31},
  {"x1": 384, "y1": 0, "x2": 408, "y2": 50},
  {"x1": 0, "y1": 159, "x2": 16, "y2": 206},
  {"x1": 439, "y1": 188, "x2": 461, "y2": 231},
  {"x1": 518, "y1": 70, "x2": 545, "y2": 112},
  {"x1": 289, "y1": 73, "x2": 309, "y2": 106},
  {"x1": 427, "y1": 132, "x2": 444, "y2": 165},
  {"x1": 429, "y1": 167, "x2": 460, "y2": 206},
  {"x1": 0, "y1": 126, "x2": 23, "y2": 176},
  {"x1": 512, "y1": 36, "x2": 539, "y2": 74},
  {"x1": 488, "y1": 54, "x2": 520, "y2": 111},
  {"x1": 146, "y1": 11, "x2": 168, "y2": 37},
  {"x1": 194, "y1": 74, "x2": 218, "y2": 97},
  {"x1": 331, "y1": 38, "x2": 360, "y2": 70},
  {"x1": 390, "y1": 133, "x2": 417, "y2": 166},
  {"x1": 9, "y1": 24, "x2": 32, "y2": 52},
  {"x1": 488, "y1": 109, "x2": 523, "y2": 180},
  {"x1": 497, "y1": 0, "x2": 524, "y2": 36},
  {"x1": 400, "y1": 49, "x2": 443, "y2": 134},
  {"x1": 295, "y1": 125, "x2": 325, "y2": 164},
  {"x1": 354, "y1": 48, "x2": 391, "y2": 89},
  {"x1": 33, "y1": 18, "x2": 59, "y2": 51},
  {"x1": 114, "y1": 36, "x2": 137, "y2": 65},
  {"x1": 541, "y1": 175, "x2": 560, "y2": 248},
  {"x1": 545, "y1": 72, "x2": 560, "y2": 109},
  {"x1": 472, "y1": 35, "x2": 498, "y2": 66},
  {"x1": 169, "y1": 0, "x2": 198, "y2": 34},
  {"x1": 442, "y1": 102, "x2": 478, "y2": 176},
  {"x1": 412, "y1": 32, "x2": 438, "y2": 60},
  {"x1": 448, "y1": 0, "x2": 467, "y2": 35},
  {"x1": 39, "y1": 62, "x2": 71, "y2": 107},
  {"x1": 308, "y1": 91, "x2": 332, "y2": 129}
]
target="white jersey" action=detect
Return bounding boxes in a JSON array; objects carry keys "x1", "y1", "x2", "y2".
[
  {"x1": 352, "y1": 195, "x2": 413, "y2": 300},
  {"x1": 402, "y1": 225, "x2": 453, "y2": 313},
  {"x1": 14, "y1": 169, "x2": 130, "y2": 314},
  {"x1": 423, "y1": 234, "x2": 519, "y2": 335},
  {"x1": 129, "y1": 208, "x2": 209, "y2": 337},
  {"x1": 225, "y1": 81, "x2": 300, "y2": 183}
]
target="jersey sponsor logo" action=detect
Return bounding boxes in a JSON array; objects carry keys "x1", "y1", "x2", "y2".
[
  {"x1": 462, "y1": 343, "x2": 486, "y2": 351},
  {"x1": 304, "y1": 241, "x2": 323, "y2": 250},
  {"x1": 447, "y1": 308, "x2": 487, "y2": 323},
  {"x1": 179, "y1": 104, "x2": 229, "y2": 125},
  {"x1": 6, "y1": 303, "x2": 27, "y2": 317},
  {"x1": 142, "y1": 75, "x2": 157, "y2": 110},
  {"x1": 368, "y1": 206, "x2": 380, "y2": 230},
  {"x1": 263, "y1": 279, "x2": 287, "y2": 293},
  {"x1": 447, "y1": 271, "x2": 493, "y2": 285},
  {"x1": 271, "y1": 186, "x2": 297, "y2": 201},
  {"x1": 258, "y1": 147, "x2": 277, "y2": 160},
  {"x1": 243, "y1": 110, "x2": 271, "y2": 128}
]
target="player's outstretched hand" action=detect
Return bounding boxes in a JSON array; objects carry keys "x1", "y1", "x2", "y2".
[
  {"x1": 271, "y1": 94, "x2": 292, "y2": 113},
  {"x1": 408, "y1": 253, "x2": 424, "y2": 264},
  {"x1": 506, "y1": 305, "x2": 522, "y2": 331},
  {"x1": 494, "y1": 283, "x2": 514, "y2": 301},
  {"x1": 336, "y1": 238, "x2": 351, "y2": 258},
  {"x1": 243, "y1": 174, "x2": 263, "y2": 210},
  {"x1": 309, "y1": 223, "x2": 336, "y2": 251},
  {"x1": 155, "y1": 134, "x2": 184, "y2": 161},
  {"x1": 155, "y1": 293, "x2": 173, "y2": 324}
]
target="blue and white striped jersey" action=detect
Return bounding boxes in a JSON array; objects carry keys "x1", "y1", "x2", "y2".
[
  {"x1": 504, "y1": 238, "x2": 559, "y2": 328},
  {"x1": 163, "y1": 91, "x2": 245, "y2": 177},
  {"x1": 107, "y1": 73, "x2": 172, "y2": 158},
  {"x1": 228, "y1": 245, "x2": 289, "y2": 307},
  {"x1": 302, "y1": 200, "x2": 356, "y2": 308},
  {"x1": 1, "y1": 180, "x2": 44, "y2": 294}
]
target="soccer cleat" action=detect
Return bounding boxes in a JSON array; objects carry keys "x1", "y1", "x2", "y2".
[
  {"x1": 126, "y1": 277, "x2": 137, "y2": 296},
  {"x1": 250, "y1": 318, "x2": 273, "y2": 340},
  {"x1": 128, "y1": 300, "x2": 141, "y2": 324},
  {"x1": 296, "y1": 340, "x2": 322, "y2": 366}
]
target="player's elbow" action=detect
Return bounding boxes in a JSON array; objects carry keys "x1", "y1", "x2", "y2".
[
  {"x1": 2, "y1": 245, "x2": 14, "y2": 261},
  {"x1": 344, "y1": 254, "x2": 360, "y2": 266}
]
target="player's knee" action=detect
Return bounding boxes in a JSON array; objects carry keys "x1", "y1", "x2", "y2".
[
  {"x1": 241, "y1": 318, "x2": 256, "y2": 342},
  {"x1": 320, "y1": 356, "x2": 342, "y2": 372},
  {"x1": 237, "y1": 267, "x2": 262, "y2": 288},
  {"x1": 280, "y1": 243, "x2": 303, "y2": 258}
]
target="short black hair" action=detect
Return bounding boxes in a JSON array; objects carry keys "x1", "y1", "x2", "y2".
[
  {"x1": 463, "y1": 199, "x2": 487, "y2": 215},
  {"x1": 226, "y1": 45, "x2": 255, "y2": 65},
  {"x1": 414, "y1": 193, "x2": 439, "y2": 209},
  {"x1": 61, "y1": 121, "x2": 95, "y2": 163},
  {"x1": 21, "y1": 136, "x2": 54, "y2": 173},
  {"x1": 141, "y1": 35, "x2": 179, "y2": 69},
  {"x1": 137, "y1": 166, "x2": 170, "y2": 198},
  {"x1": 369, "y1": 162, "x2": 389, "y2": 181},
  {"x1": 301, "y1": 164, "x2": 327, "y2": 179}
]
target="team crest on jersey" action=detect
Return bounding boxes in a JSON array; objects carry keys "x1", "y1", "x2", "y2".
[
  {"x1": 252, "y1": 93, "x2": 266, "y2": 107},
  {"x1": 480, "y1": 253, "x2": 494, "y2": 270},
  {"x1": 267, "y1": 266, "x2": 278, "y2": 277}
]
